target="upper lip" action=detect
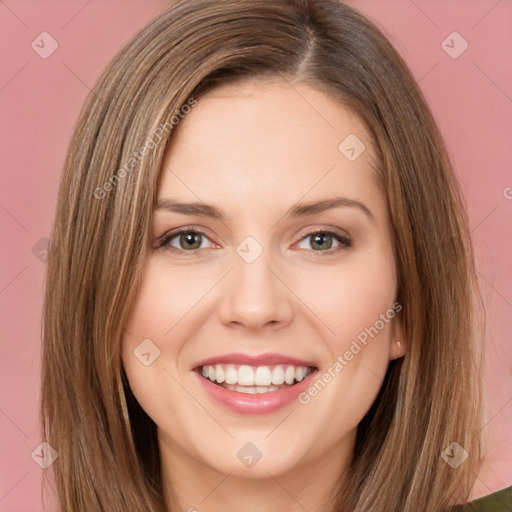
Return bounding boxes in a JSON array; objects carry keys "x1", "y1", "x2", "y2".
[{"x1": 192, "y1": 352, "x2": 318, "y2": 370}]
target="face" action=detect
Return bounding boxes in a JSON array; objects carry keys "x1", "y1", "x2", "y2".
[{"x1": 121, "y1": 79, "x2": 406, "y2": 488}]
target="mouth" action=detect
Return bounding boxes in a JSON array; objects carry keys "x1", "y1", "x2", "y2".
[
  {"x1": 191, "y1": 353, "x2": 319, "y2": 414},
  {"x1": 196, "y1": 363, "x2": 318, "y2": 394}
]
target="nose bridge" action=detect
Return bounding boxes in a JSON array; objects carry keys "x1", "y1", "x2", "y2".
[{"x1": 218, "y1": 235, "x2": 294, "y2": 329}]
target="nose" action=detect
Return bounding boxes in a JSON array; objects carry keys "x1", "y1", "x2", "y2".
[{"x1": 218, "y1": 247, "x2": 294, "y2": 331}]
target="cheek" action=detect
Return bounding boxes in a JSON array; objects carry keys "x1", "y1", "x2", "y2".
[
  {"x1": 121, "y1": 256, "x2": 219, "y2": 401},
  {"x1": 295, "y1": 261, "x2": 398, "y2": 445},
  {"x1": 120, "y1": 260, "x2": 197, "y2": 428},
  {"x1": 123, "y1": 257, "x2": 207, "y2": 346},
  {"x1": 121, "y1": 260, "x2": 186, "y2": 395},
  {"x1": 299, "y1": 253, "x2": 397, "y2": 343}
]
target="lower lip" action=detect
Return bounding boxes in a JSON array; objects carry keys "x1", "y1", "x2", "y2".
[{"x1": 194, "y1": 368, "x2": 318, "y2": 415}]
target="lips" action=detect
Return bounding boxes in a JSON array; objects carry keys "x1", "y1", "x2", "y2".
[
  {"x1": 192, "y1": 352, "x2": 319, "y2": 415},
  {"x1": 192, "y1": 352, "x2": 318, "y2": 369}
]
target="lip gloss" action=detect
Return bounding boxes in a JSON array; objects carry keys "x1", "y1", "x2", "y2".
[{"x1": 194, "y1": 368, "x2": 318, "y2": 415}]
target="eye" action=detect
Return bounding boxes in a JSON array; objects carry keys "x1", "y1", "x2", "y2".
[
  {"x1": 158, "y1": 228, "x2": 215, "y2": 253},
  {"x1": 294, "y1": 229, "x2": 351, "y2": 253}
]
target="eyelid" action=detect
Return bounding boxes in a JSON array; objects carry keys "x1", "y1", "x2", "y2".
[
  {"x1": 293, "y1": 225, "x2": 351, "y2": 244},
  {"x1": 155, "y1": 225, "x2": 218, "y2": 251},
  {"x1": 291, "y1": 226, "x2": 352, "y2": 254}
]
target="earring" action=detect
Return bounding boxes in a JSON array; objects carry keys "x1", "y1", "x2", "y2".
[{"x1": 396, "y1": 341, "x2": 402, "y2": 348}]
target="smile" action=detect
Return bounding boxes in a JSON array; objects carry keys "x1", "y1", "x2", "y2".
[
  {"x1": 200, "y1": 363, "x2": 314, "y2": 394},
  {"x1": 194, "y1": 362, "x2": 318, "y2": 415}
]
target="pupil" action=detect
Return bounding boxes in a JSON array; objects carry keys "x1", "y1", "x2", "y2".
[
  {"x1": 182, "y1": 232, "x2": 201, "y2": 249},
  {"x1": 312, "y1": 233, "x2": 332, "y2": 250}
]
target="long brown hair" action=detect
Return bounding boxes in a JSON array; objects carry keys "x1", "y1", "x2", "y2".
[{"x1": 40, "y1": 0, "x2": 485, "y2": 510}]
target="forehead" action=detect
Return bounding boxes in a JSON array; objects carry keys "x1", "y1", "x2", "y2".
[{"x1": 157, "y1": 79, "x2": 383, "y2": 219}]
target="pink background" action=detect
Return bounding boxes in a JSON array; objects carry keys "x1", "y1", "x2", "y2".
[{"x1": 1, "y1": 1, "x2": 511, "y2": 510}]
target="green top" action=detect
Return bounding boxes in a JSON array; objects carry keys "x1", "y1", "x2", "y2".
[{"x1": 451, "y1": 485, "x2": 512, "y2": 511}]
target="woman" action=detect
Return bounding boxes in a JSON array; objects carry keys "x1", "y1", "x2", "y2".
[{"x1": 41, "y1": 0, "x2": 497, "y2": 510}]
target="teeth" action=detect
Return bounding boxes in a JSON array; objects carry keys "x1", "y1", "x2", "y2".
[
  {"x1": 271, "y1": 366, "x2": 285, "y2": 385},
  {"x1": 284, "y1": 366, "x2": 295, "y2": 385},
  {"x1": 215, "y1": 364, "x2": 225, "y2": 383},
  {"x1": 225, "y1": 365, "x2": 238, "y2": 385},
  {"x1": 223, "y1": 384, "x2": 282, "y2": 394},
  {"x1": 238, "y1": 365, "x2": 254, "y2": 386},
  {"x1": 199, "y1": 363, "x2": 313, "y2": 387},
  {"x1": 255, "y1": 366, "x2": 272, "y2": 386},
  {"x1": 296, "y1": 366, "x2": 307, "y2": 382}
]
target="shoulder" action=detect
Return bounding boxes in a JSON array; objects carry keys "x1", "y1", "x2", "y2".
[{"x1": 449, "y1": 485, "x2": 512, "y2": 511}]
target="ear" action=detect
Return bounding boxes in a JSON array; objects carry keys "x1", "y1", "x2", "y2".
[{"x1": 390, "y1": 309, "x2": 407, "y2": 360}]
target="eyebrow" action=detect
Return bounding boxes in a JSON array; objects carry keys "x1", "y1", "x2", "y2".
[{"x1": 155, "y1": 196, "x2": 373, "y2": 221}]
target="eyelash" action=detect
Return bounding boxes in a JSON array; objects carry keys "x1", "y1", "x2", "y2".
[{"x1": 156, "y1": 226, "x2": 352, "y2": 256}]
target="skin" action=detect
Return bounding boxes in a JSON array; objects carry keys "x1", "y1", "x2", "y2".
[{"x1": 121, "y1": 78, "x2": 407, "y2": 512}]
